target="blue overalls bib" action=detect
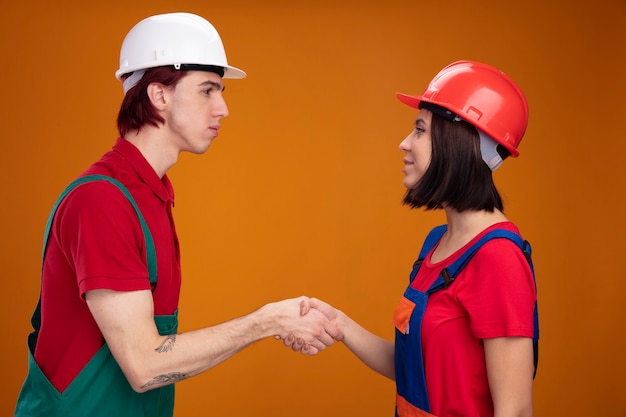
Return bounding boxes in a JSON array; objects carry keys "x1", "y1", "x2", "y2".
[
  {"x1": 392, "y1": 225, "x2": 539, "y2": 417},
  {"x1": 15, "y1": 175, "x2": 178, "y2": 417}
]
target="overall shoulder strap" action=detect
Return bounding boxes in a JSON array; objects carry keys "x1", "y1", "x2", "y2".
[
  {"x1": 41, "y1": 175, "x2": 156, "y2": 283},
  {"x1": 434, "y1": 227, "x2": 540, "y2": 378},
  {"x1": 30, "y1": 175, "x2": 156, "y2": 338},
  {"x1": 409, "y1": 225, "x2": 448, "y2": 283},
  {"x1": 440, "y1": 229, "x2": 528, "y2": 288}
]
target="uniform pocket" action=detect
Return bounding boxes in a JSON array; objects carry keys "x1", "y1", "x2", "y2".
[{"x1": 393, "y1": 296, "x2": 416, "y2": 334}]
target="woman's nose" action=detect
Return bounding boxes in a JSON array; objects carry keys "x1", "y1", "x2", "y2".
[{"x1": 399, "y1": 133, "x2": 412, "y2": 152}]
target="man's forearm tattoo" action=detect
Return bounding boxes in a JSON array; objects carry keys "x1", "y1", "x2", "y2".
[
  {"x1": 141, "y1": 372, "x2": 190, "y2": 388},
  {"x1": 142, "y1": 336, "x2": 186, "y2": 388},
  {"x1": 155, "y1": 335, "x2": 176, "y2": 353}
]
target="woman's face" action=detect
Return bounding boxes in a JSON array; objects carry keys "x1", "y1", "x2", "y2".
[{"x1": 399, "y1": 109, "x2": 432, "y2": 189}]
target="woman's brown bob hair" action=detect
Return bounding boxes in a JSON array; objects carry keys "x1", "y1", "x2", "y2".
[{"x1": 402, "y1": 108, "x2": 505, "y2": 212}]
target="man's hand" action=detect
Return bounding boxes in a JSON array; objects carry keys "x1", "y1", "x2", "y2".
[
  {"x1": 267, "y1": 296, "x2": 339, "y2": 355},
  {"x1": 300, "y1": 297, "x2": 344, "y2": 341},
  {"x1": 278, "y1": 297, "x2": 344, "y2": 354}
]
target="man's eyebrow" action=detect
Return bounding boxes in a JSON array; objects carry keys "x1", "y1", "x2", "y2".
[{"x1": 198, "y1": 80, "x2": 225, "y2": 92}]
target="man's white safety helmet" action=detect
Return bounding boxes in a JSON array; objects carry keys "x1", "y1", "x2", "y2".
[{"x1": 115, "y1": 12, "x2": 246, "y2": 94}]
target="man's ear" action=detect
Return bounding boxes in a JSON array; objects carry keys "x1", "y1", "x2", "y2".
[{"x1": 147, "y1": 83, "x2": 167, "y2": 110}]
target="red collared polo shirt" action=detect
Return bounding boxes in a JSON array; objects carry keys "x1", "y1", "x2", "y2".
[{"x1": 34, "y1": 138, "x2": 181, "y2": 392}]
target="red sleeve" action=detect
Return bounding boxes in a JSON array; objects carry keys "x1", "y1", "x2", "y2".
[
  {"x1": 457, "y1": 238, "x2": 537, "y2": 339},
  {"x1": 55, "y1": 181, "x2": 152, "y2": 297}
]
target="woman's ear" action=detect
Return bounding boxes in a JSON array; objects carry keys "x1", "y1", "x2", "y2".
[{"x1": 146, "y1": 83, "x2": 167, "y2": 110}]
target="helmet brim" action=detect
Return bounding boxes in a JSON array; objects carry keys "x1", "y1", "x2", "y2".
[
  {"x1": 223, "y1": 64, "x2": 247, "y2": 79},
  {"x1": 116, "y1": 63, "x2": 246, "y2": 81},
  {"x1": 395, "y1": 92, "x2": 422, "y2": 109}
]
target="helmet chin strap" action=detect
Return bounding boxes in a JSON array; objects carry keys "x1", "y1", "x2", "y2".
[
  {"x1": 123, "y1": 70, "x2": 146, "y2": 94},
  {"x1": 478, "y1": 130, "x2": 504, "y2": 171},
  {"x1": 417, "y1": 101, "x2": 507, "y2": 171}
]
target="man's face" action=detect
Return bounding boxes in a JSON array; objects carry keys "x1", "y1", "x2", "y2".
[{"x1": 161, "y1": 70, "x2": 229, "y2": 154}]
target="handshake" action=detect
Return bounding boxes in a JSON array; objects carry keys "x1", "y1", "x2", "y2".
[{"x1": 268, "y1": 296, "x2": 345, "y2": 355}]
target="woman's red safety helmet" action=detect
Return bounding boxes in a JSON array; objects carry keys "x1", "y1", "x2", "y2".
[{"x1": 396, "y1": 60, "x2": 529, "y2": 157}]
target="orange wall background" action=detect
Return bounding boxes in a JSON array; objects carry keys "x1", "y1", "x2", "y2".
[{"x1": 1, "y1": 1, "x2": 625, "y2": 415}]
